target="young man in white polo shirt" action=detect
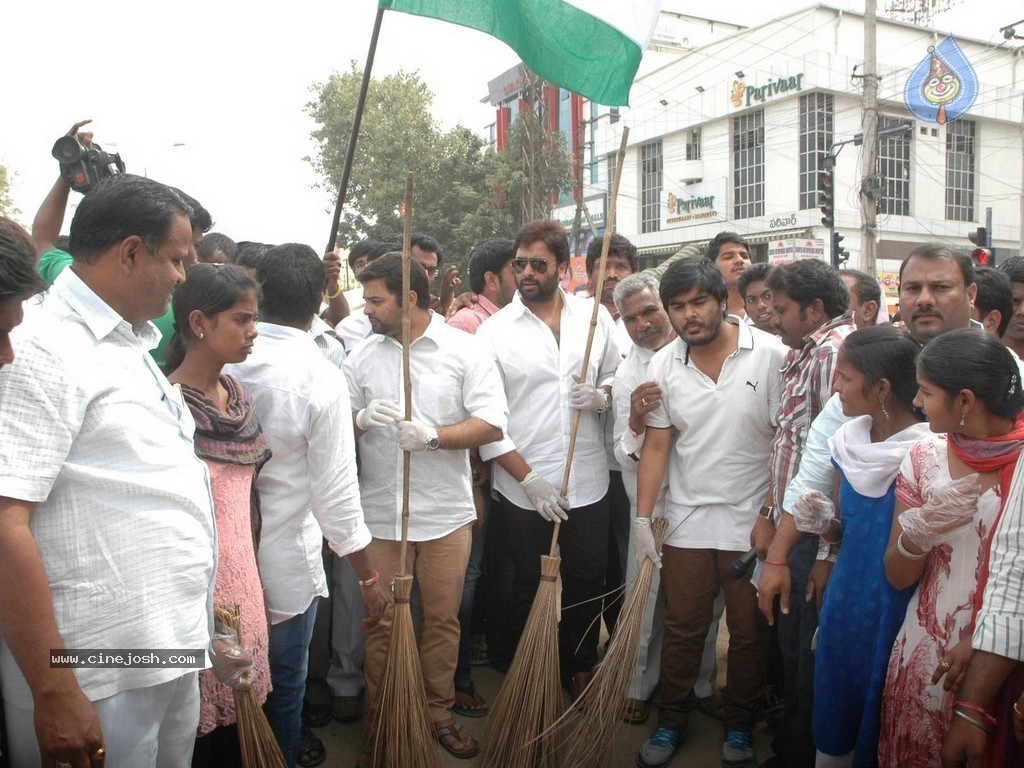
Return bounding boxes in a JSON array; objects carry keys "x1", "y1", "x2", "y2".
[
  {"x1": 633, "y1": 256, "x2": 787, "y2": 768},
  {"x1": 344, "y1": 253, "x2": 508, "y2": 760}
]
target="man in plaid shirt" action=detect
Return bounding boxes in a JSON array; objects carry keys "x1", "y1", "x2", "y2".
[{"x1": 752, "y1": 259, "x2": 855, "y2": 768}]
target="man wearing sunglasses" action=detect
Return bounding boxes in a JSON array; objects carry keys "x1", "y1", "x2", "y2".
[{"x1": 477, "y1": 219, "x2": 621, "y2": 701}]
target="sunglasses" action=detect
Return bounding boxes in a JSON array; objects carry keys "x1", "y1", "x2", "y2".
[{"x1": 511, "y1": 257, "x2": 554, "y2": 274}]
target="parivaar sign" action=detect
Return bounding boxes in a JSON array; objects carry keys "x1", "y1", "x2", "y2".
[{"x1": 903, "y1": 35, "x2": 978, "y2": 125}]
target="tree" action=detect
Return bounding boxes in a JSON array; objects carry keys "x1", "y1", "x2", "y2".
[
  {"x1": 307, "y1": 63, "x2": 571, "y2": 275},
  {"x1": 0, "y1": 164, "x2": 18, "y2": 219}
]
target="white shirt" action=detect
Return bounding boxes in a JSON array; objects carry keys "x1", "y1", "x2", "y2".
[
  {"x1": 0, "y1": 269, "x2": 216, "y2": 706},
  {"x1": 478, "y1": 289, "x2": 620, "y2": 508},
  {"x1": 646, "y1": 318, "x2": 787, "y2": 550},
  {"x1": 344, "y1": 314, "x2": 508, "y2": 541},
  {"x1": 337, "y1": 309, "x2": 372, "y2": 353},
  {"x1": 612, "y1": 342, "x2": 666, "y2": 515},
  {"x1": 226, "y1": 323, "x2": 371, "y2": 624}
]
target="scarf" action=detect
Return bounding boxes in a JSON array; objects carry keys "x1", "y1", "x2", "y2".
[
  {"x1": 828, "y1": 415, "x2": 931, "y2": 498},
  {"x1": 181, "y1": 376, "x2": 271, "y2": 552},
  {"x1": 947, "y1": 413, "x2": 1024, "y2": 633}
]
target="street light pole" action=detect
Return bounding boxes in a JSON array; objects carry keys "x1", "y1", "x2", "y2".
[{"x1": 860, "y1": 0, "x2": 879, "y2": 275}]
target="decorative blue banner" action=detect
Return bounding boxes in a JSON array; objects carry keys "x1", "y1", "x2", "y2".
[{"x1": 903, "y1": 34, "x2": 978, "y2": 125}]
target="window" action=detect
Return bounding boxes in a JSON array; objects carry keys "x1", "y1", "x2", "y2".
[
  {"x1": 945, "y1": 120, "x2": 975, "y2": 222},
  {"x1": 686, "y1": 128, "x2": 702, "y2": 161},
  {"x1": 640, "y1": 141, "x2": 663, "y2": 234},
  {"x1": 877, "y1": 115, "x2": 912, "y2": 217},
  {"x1": 732, "y1": 111, "x2": 764, "y2": 220},
  {"x1": 798, "y1": 93, "x2": 834, "y2": 210}
]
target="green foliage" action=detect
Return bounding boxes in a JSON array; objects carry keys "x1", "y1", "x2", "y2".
[{"x1": 306, "y1": 62, "x2": 572, "y2": 278}]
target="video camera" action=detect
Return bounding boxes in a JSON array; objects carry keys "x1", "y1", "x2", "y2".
[{"x1": 51, "y1": 135, "x2": 125, "y2": 193}]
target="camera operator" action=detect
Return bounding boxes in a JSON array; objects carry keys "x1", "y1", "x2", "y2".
[{"x1": 32, "y1": 120, "x2": 213, "y2": 368}]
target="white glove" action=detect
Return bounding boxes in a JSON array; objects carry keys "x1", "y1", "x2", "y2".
[
  {"x1": 633, "y1": 517, "x2": 661, "y2": 569},
  {"x1": 520, "y1": 471, "x2": 569, "y2": 522},
  {"x1": 570, "y1": 374, "x2": 609, "y2": 412},
  {"x1": 356, "y1": 399, "x2": 401, "y2": 431},
  {"x1": 791, "y1": 489, "x2": 836, "y2": 535},
  {"x1": 210, "y1": 624, "x2": 254, "y2": 692},
  {"x1": 899, "y1": 472, "x2": 981, "y2": 551},
  {"x1": 397, "y1": 420, "x2": 435, "y2": 452}
]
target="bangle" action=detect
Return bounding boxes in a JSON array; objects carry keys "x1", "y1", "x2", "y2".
[
  {"x1": 821, "y1": 519, "x2": 844, "y2": 545},
  {"x1": 952, "y1": 707, "x2": 995, "y2": 736},
  {"x1": 358, "y1": 570, "x2": 379, "y2": 588},
  {"x1": 896, "y1": 532, "x2": 927, "y2": 560},
  {"x1": 765, "y1": 559, "x2": 789, "y2": 567},
  {"x1": 954, "y1": 700, "x2": 998, "y2": 729},
  {"x1": 324, "y1": 283, "x2": 343, "y2": 300}
]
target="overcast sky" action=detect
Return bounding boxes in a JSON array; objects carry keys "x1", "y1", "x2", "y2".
[{"x1": 1, "y1": 0, "x2": 1009, "y2": 250}]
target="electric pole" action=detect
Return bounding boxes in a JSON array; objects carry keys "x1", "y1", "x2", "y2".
[{"x1": 861, "y1": 0, "x2": 879, "y2": 275}]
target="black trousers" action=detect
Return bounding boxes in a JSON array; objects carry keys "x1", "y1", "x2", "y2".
[{"x1": 497, "y1": 492, "x2": 610, "y2": 678}]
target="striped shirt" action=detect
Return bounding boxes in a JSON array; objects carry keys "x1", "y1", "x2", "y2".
[
  {"x1": 769, "y1": 311, "x2": 856, "y2": 511},
  {"x1": 973, "y1": 457, "x2": 1024, "y2": 661}
]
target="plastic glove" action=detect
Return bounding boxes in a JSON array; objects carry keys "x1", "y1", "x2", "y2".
[
  {"x1": 791, "y1": 489, "x2": 836, "y2": 535},
  {"x1": 633, "y1": 517, "x2": 661, "y2": 569},
  {"x1": 210, "y1": 623, "x2": 254, "y2": 691},
  {"x1": 397, "y1": 420, "x2": 434, "y2": 452},
  {"x1": 570, "y1": 374, "x2": 609, "y2": 412},
  {"x1": 520, "y1": 471, "x2": 569, "y2": 522},
  {"x1": 899, "y1": 472, "x2": 982, "y2": 551},
  {"x1": 356, "y1": 399, "x2": 401, "y2": 431}
]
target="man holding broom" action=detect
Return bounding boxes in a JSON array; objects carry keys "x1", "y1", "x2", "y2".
[
  {"x1": 633, "y1": 256, "x2": 786, "y2": 768},
  {"x1": 476, "y1": 219, "x2": 621, "y2": 701},
  {"x1": 344, "y1": 253, "x2": 507, "y2": 760}
]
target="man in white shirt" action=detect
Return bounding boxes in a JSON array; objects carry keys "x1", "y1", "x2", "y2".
[
  {"x1": 708, "y1": 232, "x2": 753, "y2": 319},
  {"x1": 226, "y1": 243, "x2": 386, "y2": 768},
  {"x1": 477, "y1": 219, "x2": 620, "y2": 700},
  {"x1": 0, "y1": 175, "x2": 217, "y2": 768},
  {"x1": 344, "y1": 253, "x2": 507, "y2": 759},
  {"x1": 633, "y1": 256, "x2": 786, "y2": 768}
]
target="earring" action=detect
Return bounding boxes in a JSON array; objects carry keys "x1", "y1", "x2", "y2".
[
  {"x1": 881, "y1": 402, "x2": 890, "y2": 421},
  {"x1": 960, "y1": 410, "x2": 966, "y2": 427},
  {"x1": 198, "y1": 332, "x2": 205, "y2": 340}
]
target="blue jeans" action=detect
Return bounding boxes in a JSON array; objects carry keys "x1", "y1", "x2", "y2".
[
  {"x1": 455, "y1": 515, "x2": 487, "y2": 687},
  {"x1": 265, "y1": 600, "x2": 319, "y2": 768}
]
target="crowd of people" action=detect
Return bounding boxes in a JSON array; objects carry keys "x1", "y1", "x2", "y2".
[{"x1": 0, "y1": 130, "x2": 1023, "y2": 768}]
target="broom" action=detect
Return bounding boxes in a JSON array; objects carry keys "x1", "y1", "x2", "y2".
[
  {"x1": 555, "y1": 517, "x2": 669, "y2": 767},
  {"x1": 213, "y1": 603, "x2": 287, "y2": 768},
  {"x1": 363, "y1": 173, "x2": 441, "y2": 768},
  {"x1": 478, "y1": 127, "x2": 631, "y2": 768}
]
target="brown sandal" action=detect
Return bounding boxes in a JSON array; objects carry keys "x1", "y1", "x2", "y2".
[
  {"x1": 434, "y1": 720, "x2": 480, "y2": 760},
  {"x1": 622, "y1": 697, "x2": 649, "y2": 724}
]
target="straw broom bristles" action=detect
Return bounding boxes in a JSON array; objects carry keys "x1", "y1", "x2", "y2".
[
  {"x1": 213, "y1": 604, "x2": 287, "y2": 768},
  {"x1": 477, "y1": 554, "x2": 563, "y2": 768},
  {"x1": 556, "y1": 517, "x2": 669, "y2": 768},
  {"x1": 363, "y1": 574, "x2": 441, "y2": 768}
]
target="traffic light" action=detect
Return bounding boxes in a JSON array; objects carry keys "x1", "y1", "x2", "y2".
[
  {"x1": 831, "y1": 231, "x2": 848, "y2": 267},
  {"x1": 819, "y1": 167, "x2": 835, "y2": 228},
  {"x1": 968, "y1": 227, "x2": 992, "y2": 265},
  {"x1": 971, "y1": 248, "x2": 991, "y2": 266}
]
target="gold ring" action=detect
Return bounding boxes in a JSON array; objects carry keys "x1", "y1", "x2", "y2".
[
  {"x1": 92, "y1": 746, "x2": 106, "y2": 763},
  {"x1": 1014, "y1": 701, "x2": 1024, "y2": 717},
  {"x1": 939, "y1": 659, "x2": 952, "y2": 670}
]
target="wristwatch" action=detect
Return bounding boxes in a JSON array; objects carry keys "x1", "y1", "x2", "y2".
[{"x1": 425, "y1": 427, "x2": 441, "y2": 451}]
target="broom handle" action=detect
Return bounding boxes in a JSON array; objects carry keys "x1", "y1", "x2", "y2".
[
  {"x1": 549, "y1": 127, "x2": 629, "y2": 557},
  {"x1": 399, "y1": 172, "x2": 414, "y2": 578}
]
